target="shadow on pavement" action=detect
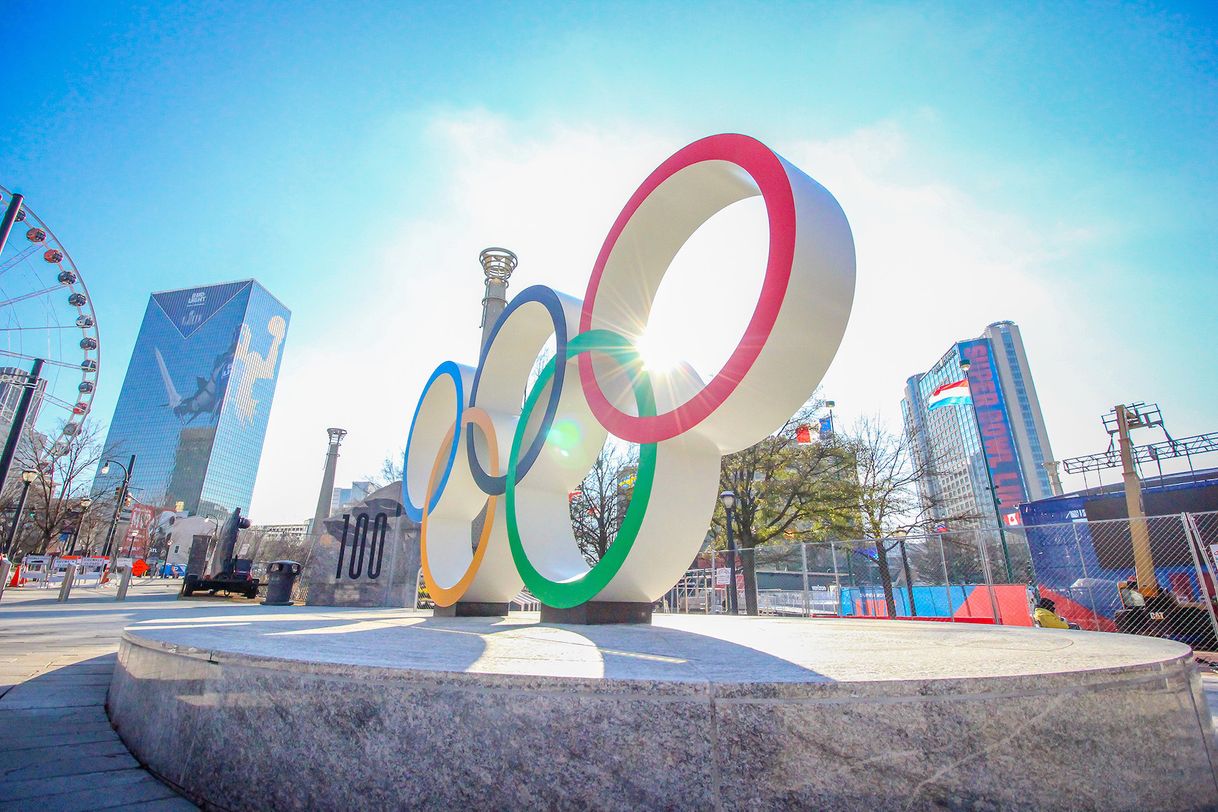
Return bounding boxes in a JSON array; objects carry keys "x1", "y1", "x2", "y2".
[{"x1": 0, "y1": 654, "x2": 197, "y2": 810}]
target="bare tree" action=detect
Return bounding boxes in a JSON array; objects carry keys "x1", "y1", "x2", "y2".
[
  {"x1": 711, "y1": 398, "x2": 859, "y2": 615},
  {"x1": 570, "y1": 443, "x2": 638, "y2": 564},
  {"x1": 240, "y1": 525, "x2": 310, "y2": 568},
  {"x1": 842, "y1": 415, "x2": 980, "y2": 616},
  {"x1": 367, "y1": 448, "x2": 404, "y2": 490},
  {"x1": 0, "y1": 421, "x2": 113, "y2": 558}
]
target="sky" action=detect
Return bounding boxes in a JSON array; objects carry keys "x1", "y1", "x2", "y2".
[{"x1": 2, "y1": 1, "x2": 1216, "y2": 522}]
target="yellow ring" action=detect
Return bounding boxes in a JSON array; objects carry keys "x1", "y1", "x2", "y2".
[{"x1": 419, "y1": 406, "x2": 498, "y2": 607}]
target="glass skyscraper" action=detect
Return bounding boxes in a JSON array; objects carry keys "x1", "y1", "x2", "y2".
[
  {"x1": 94, "y1": 280, "x2": 289, "y2": 521},
  {"x1": 901, "y1": 321, "x2": 1056, "y2": 529}
]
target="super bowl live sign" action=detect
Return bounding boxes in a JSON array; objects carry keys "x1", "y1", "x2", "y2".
[
  {"x1": 401, "y1": 134, "x2": 856, "y2": 611},
  {"x1": 182, "y1": 289, "x2": 206, "y2": 331}
]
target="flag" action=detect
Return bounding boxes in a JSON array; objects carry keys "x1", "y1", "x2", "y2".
[
  {"x1": 795, "y1": 424, "x2": 813, "y2": 444},
  {"x1": 818, "y1": 415, "x2": 833, "y2": 439},
  {"x1": 933, "y1": 521, "x2": 948, "y2": 533},
  {"x1": 927, "y1": 379, "x2": 970, "y2": 411}
]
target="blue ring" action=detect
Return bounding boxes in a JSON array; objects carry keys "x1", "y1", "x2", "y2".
[
  {"x1": 402, "y1": 360, "x2": 464, "y2": 522},
  {"x1": 467, "y1": 285, "x2": 567, "y2": 496}
]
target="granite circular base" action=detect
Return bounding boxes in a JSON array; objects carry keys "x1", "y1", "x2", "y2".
[{"x1": 108, "y1": 611, "x2": 1218, "y2": 811}]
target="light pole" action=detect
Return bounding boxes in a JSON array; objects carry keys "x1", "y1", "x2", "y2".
[
  {"x1": 3, "y1": 469, "x2": 38, "y2": 557},
  {"x1": 957, "y1": 357, "x2": 1014, "y2": 583},
  {"x1": 894, "y1": 528, "x2": 915, "y2": 616},
  {"x1": 720, "y1": 491, "x2": 739, "y2": 615},
  {"x1": 100, "y1": 455, "x2": 135, "y2": 559}
]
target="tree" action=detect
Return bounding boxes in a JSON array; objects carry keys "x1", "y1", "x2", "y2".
[
  {"x1": 842, "y1": 415, "x2": 980, "y2": 616},
  {"x1": 711, "y1": 398, "x2": 859, "y2": 615},
  {"x1": 569, "y1": 443, "x2": 637, "y2": 565},
  {"x1": 367, "y1": 448, "x2": 404, "y2": 490},
  {"x1": 0, "y1": 421, "x2": 113, "y2": 558},
  {"x1": 239, "y1": 525, "x2": 310, "y2": 566}
]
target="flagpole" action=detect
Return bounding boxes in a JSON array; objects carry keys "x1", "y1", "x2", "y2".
[{"x1": 956, "y1": 359, "x2": 1014, "y2": 583}]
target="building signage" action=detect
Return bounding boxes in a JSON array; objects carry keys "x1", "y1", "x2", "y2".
[
  {"x1": 959, "y1": 338, "x2": 1027, "y2": 523},
  {"x1": 400, "y1": 134, "x2": 856, "y2": 610}
]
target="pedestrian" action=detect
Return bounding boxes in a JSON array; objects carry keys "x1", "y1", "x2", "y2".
[{"x1": 1034, "y1": 597, "x2": 1070, "y2": 629}]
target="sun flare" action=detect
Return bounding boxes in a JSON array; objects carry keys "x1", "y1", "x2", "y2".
[{"x1": 635, "y1": 328, "x2": 683, "y2": 372}]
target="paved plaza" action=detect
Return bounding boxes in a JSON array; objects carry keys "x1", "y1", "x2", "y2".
[
  {"x1": 2, "y1": 581, "x2": 1216, "y2": 810},
  {"x1": 0, "y1": 580, "x2": 260, "y2": 811}
]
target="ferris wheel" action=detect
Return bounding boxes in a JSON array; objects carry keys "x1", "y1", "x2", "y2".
[{"x1": 0, "y1": 186, "x2": 100, "y2": 456}]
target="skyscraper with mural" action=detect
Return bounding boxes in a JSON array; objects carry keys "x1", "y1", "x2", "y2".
[
  {"x1": 901, "y1": 321, "x2": 1056, "y2": 529},
  {"x1": 95, "y1": 280, "x2": 289, "y2": 522}
]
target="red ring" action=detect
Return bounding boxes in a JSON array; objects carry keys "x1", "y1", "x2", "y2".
[{"x1": 578, "y1": 133, "x2": 797, "y2": 444}]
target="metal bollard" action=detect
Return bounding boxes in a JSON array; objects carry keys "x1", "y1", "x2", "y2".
[
  {"x1": 0, "y1": 559, "x2": 11, "y2": 603},
  {"x1": 57, "y1": 563, "x2": 78, "y2": 602},
  {"x1": 116, "y1": 565, "x2": 133, "y2": 602}
]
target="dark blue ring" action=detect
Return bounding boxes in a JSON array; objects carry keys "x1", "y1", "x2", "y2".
[{"x1": 467, "y1": 285, "x2": 567, "y2": 496}]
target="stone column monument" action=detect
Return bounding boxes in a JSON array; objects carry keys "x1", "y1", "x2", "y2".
[
  {"x1": 311, "y1": 428, "x2": 346, "y2": 534},
  {"x1": 296, "y1": 428, "x2": 344, "y2": 602}
]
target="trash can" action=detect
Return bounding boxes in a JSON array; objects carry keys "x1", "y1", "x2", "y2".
[{"x1": 262, "y1": 560, "x2": 301, "y2": 606}]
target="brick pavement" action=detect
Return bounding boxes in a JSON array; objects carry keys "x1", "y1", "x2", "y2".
[{"x1": 0, "y1": 579, "x2": 261, "y2": 811}]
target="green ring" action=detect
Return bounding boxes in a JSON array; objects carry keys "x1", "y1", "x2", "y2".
[{"x1": 506, "y1": 329, "x2": 657, "y2": 608}]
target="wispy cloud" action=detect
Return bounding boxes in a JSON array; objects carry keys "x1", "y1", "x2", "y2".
[{"x1": 250, "y1": 111, "x2": 1114, "y2": 520}]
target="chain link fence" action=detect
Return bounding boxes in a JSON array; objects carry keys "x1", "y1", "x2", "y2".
[
  {"x1": 1018, "y1": 511, "x2": 1218, "y2": 650},
  {"x1": 662, "y1": 512, "x2": 1218, "y2": 653},
  {"x1": 665, "y1": 529, "x2": 1017, "y2": 623}
]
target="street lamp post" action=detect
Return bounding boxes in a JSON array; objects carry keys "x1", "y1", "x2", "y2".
[
  {"x1": 100, "y1": 455, "x2": 136, "y2": 560},
  {"x1": 720, "y1": 491, "x2": 739, "y2": 615},
  {"x1": 957, "y1": 357, "x2": 1014, "y2": 583},
  {"x1": 3, "y1": 469, "x2": 38, "y2": 557}
]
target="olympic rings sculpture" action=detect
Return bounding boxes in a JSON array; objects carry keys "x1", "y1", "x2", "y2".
[{"x1": 402, "y1": 133, "x2": 855, "y2": 609}]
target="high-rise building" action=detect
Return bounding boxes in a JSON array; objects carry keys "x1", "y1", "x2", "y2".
[
  {"x1": 94, "y1": 280, "x2": 289, "y2": 520},
  {"x1": 0, "y1": 366, "x2": 47, "y2": 492},
  {"x1": 330, "y1": 480, "x2": 375, "y2": 516},
  {"x1": 0, "y1": 366, "x2": 46, "y2": 431},
  {"x1": 901, "y1": 321, "x2": 1055, "y2": 528}
]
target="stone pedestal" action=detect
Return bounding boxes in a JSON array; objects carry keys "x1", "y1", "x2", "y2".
[
  {"x1": 109, "y1": 612, "x2": 1218, "y2": 810},
  {"x1": 432, "y1": 601, "x2": 509, "y2": 617},
  {"x1": 301, "y1": 482, "x2": 419, "y2": 608},
  {"x1": 540, "y1": 601, "x2": 653, "y2": 624}
]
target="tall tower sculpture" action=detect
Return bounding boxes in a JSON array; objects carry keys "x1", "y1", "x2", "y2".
[
  {"x1": 311, "y1": 428, "x2": 347, "y2": 535},
  {"x1": 479, "y1": 248, "x2": 517, "y2": 348}
]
